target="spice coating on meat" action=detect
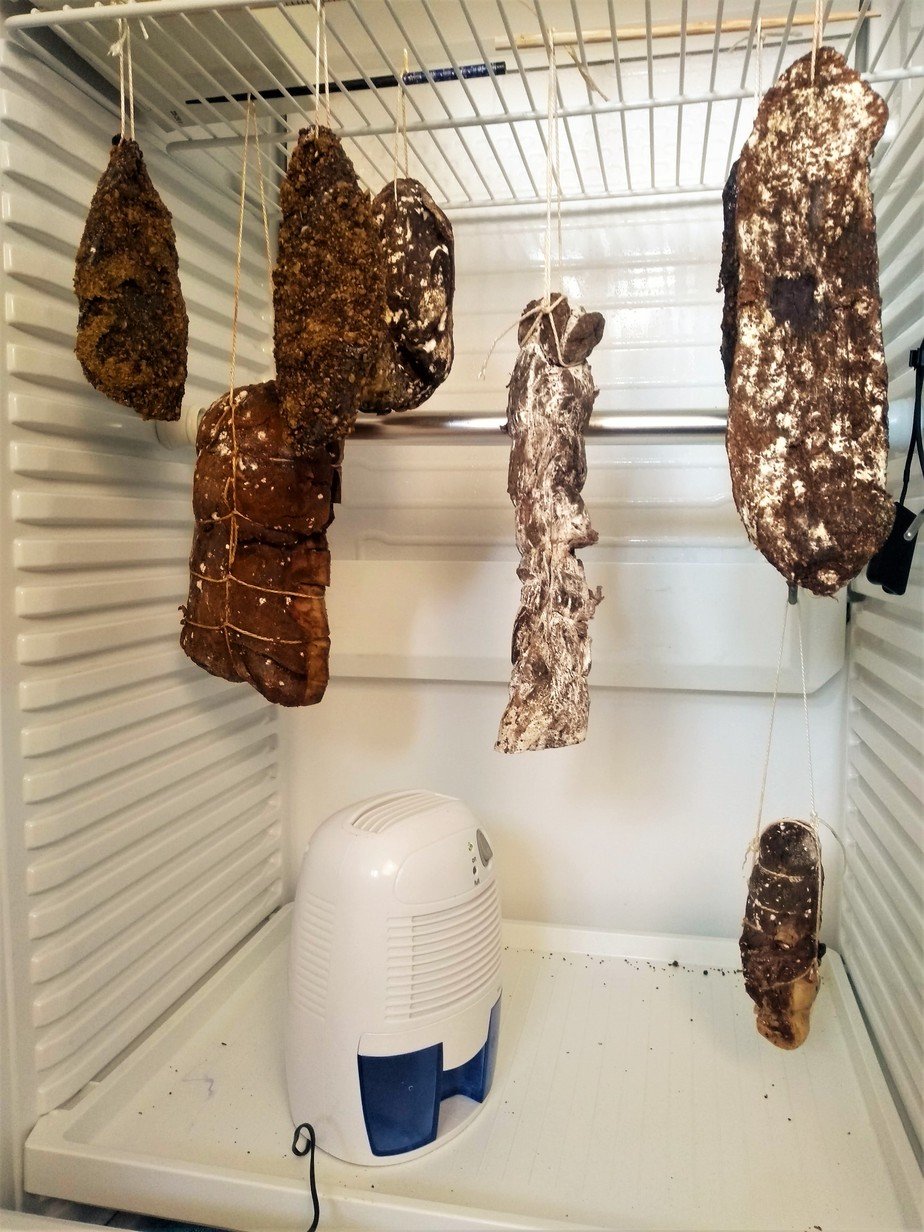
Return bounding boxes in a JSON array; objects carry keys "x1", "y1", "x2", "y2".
[
  {"x1": 727, "y1": 48, "x2": 893, "y2": 596},
  {"x1": 74, "y1": 137, "x2": 187, "y2": 420},
  {"x1": 273, "y1": 126, "x2": 387, "y2": 452},
  {"x1": 496, "y1": 297, "x2": 605, "y2": 754},
  {"x1": 361, "y1": 177, "x2": 455, "y2": 414},
  {"x1": 740, "y1": 819, "x2": 823, "y2": 1049}
]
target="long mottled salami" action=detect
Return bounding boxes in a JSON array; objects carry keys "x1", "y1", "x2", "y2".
[
  {"x1": 361, "y1": 177, "x2": 455, "y2": 414},
  {"x1": 727, "y1": 48, "x2": 893, "y2": 596},
  {"x1": 740, "y1": 820, "x2": 824, "y2": 1050},
  {"x1": 273, "y1": 126, "x2": 386, "y2": 452},
  {"x1": 496, "y1": 297, "x2": 604, "y2": 754},
  {"x1": 180, "y1": 381, "x2": 339, "y2": 707},
  {"x1": 74, "y1": 137, "x2": 187, "y2": 420}
]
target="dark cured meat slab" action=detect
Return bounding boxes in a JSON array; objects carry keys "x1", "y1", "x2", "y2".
[
  {"x1": 740, "y1": 820, "x2": 824, "y2": 1050},
  {"x1": 718, "y1": 159, "x2": 739, "y2": 391},
  {"x1": 180, "y1": 381, "x2": 339, "y2": 707},
  {"x1": 496, "y1": 297, "x2": 604, "y2": 754},
  {"x1": 727, "y1": 48, "x2": 893, "y2": 596},
  {"x1": 273, "y1": 125, "x2": 386, "y2": 452},
  {"x1": 74, "y1": 137, "x2": 187, "y2": 420},
  {"x1": 361, "y1": 177, "x2": 455, "y2": 414}
]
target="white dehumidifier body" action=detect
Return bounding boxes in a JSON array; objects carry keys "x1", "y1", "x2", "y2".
[{"x1": 286, "y1": 790, "x2": 502, "y2": 1165}]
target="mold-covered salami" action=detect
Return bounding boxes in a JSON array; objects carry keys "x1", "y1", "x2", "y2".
[
  {"x1": 740, "y1": 819, "x2": 824, "y2": 1050},
  {"x1": 273, "y1": 126, "x2": 386, "y2": 452},
  {"x1": 496, "y1": 297, "x2": 604, "y2": 754},
  {"x1": 180, "y1": 381, "x2": 340, "y2": 707},
  {"x1": 361, "y1": 177, "x2": 455, "y2": 414},
  {"x1": 727, "y1": 48, "x2": 893, "y2": 596},
  {"x1": 74, "y1": 137, "x2": 187, "y2": 420}
]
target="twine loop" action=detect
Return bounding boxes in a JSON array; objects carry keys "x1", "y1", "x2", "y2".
[{"x1": 107, "y1": 4, "x2": 148, "y2": 142}]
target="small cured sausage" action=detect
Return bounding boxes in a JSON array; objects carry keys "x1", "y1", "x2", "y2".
[
  {"x1": 74, "y1": 137, "x2": 187, "y2": 420},
  {"x1": 496, "y1": 297, "x2": 605, "y2": 754},
  {"x1": 273, "y1": 126, "x2": 386, "y2": 452},
  {"x1": 180, "y1": 381, "x2": 339, "y2": 707},
  {"x1": 727, "y1": 48, "x2": 893, "y2": 595},
  {"x1": 740, "y1": 819, "x2": 824, "y2": 1050},
  {"x1": 361, "y1": 177, "x2": 455, "y2": 414}
]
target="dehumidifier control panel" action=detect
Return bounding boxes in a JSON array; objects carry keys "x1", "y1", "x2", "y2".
[{"x1": 394, "y1": 828, "x2": 494, "y2": 904}]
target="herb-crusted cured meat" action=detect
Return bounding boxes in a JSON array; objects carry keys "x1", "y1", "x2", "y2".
[
  {"x1": 496, "y1": 297, "x2": 605, "y2": 754},
  {"x1": 727, "y1": 47, "x2": 893, "y2": 596},
  {"x1": 361, "y1": 177, "x2": 455, "y2": 414},
  {"x1": 180, "y1": 381, "x2": 339, "y2": 707},
  {"x1": 74, "y1": 137, "x2": 188, "y2": 420},
  {"x1": 740, "y1": 819, "x2": 824, "y2": 1050},
  {"x1": 273, "y1": 126, "x2": 386, "y2": 452}
]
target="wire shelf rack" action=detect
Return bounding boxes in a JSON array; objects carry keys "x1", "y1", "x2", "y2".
[{"x1": 5, "y1": 0, "x2": 923, "y2": 213}]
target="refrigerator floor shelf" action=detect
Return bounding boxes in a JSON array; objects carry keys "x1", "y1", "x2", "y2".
[{"x1": 25, "y1": 906, "x2": 921, "y2": 1232}]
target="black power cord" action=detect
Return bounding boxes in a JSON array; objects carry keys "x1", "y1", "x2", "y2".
[
  {"x1": 866, "y1": 337, "x2": 924, "y2": 596},
  {"x1": 292, "y1": 1122, "x2": 320, "y2": 1232}
]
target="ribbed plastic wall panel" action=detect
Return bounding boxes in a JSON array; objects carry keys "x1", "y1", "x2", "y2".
[
  {"x1": 843, "y1": 60, "x2": 924, "y2": 1163},
  {"x1": 0, "y1": 39, "x2": 280, "y2": 1145}
]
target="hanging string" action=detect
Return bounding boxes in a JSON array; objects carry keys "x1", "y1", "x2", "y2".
[
  {"x1": 811, "y1": 0, "x2": 824, "y2": 83},
  {"x1": 543, "y1": 28, "x2": 561, "y2": 307},
  {"x1": 393, "y1": 47, "x2": 410, "y2": 197},
  {"x1": 755, "y1": 16, "x2": 763, "y2": 103},
  {"x1": 312, "y1": 0, "x2": 331, "y2": 129},
  {"x1": 251, "y1": 100, "x2": 274, "y2": 314},
  {"x1": 109, "y1": 14, "x2": 147, "y2": 142},
  {"x1": 228, "y1": 100, "x2": 253, "y2": 406},
  {"x1": 748, "y1": 592, "x2": 791, "y2": 861},
  {"x1": 796, "y1": 598, "x2": 819, "y2": 825}
]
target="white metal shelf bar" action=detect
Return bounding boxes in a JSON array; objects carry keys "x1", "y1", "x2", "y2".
[
  {"x1": 495, "y1": 0, "x2": 552, "y2": 181},
  {"x1": 843, "y1": 0, "x2": 876, "y2": 63},
  {"x1": 459, "y1": 0, "x2": 542, "y2": 200},
  {"x1": 163, "y1": 66, "x2": 924, "y2": 156},
  {"x1": 420, "y1": 0, "x2": 523, "y2": 202},
  {"x1": 349, "y1": 0, "x2": 495, "y2": 203},
  {"x1": 882, "y1": 25, "x2": 924, "y2": 108},
  {"x1": 282, "y1": 6, "x2": 465, "y2": 207},
  {"x1": 867, "y1": 0, "x2": 904, "y2": 72},
  {"x1": 211, "y1": 9, "x2": 310, "y2": 138},
  {"x1": 533, "y1": 0, "x2": 586, "y2": 196},
  {"x1": 723, "y1": 0, "x2": 761, "y2": 180},
  {"x1": 676, "y1": 0, "x2": 691, "y2": 187},
  {"x1": 607, "y1": 0, "x2": 634, "y2": 192},
  {"x1": 162, "y1": 13, "x2": 292, "y2": 163},
  {"x1": 25, "y1": 13, "x2": 256, "y2": 211},
  {"x1": 570, "y1": 0, "x2": 610, "y2": 195},
  {"x1": 700, "y1": 0, "x2": 727, "y2": 185},
  {"x1": 772, "y1": 0, "x2": 800, "y2": 82},
  {"x1": 377, "y1": 0, "x2": 501, "y2": 202},
  {"x1": 4, "y1": 0, "x2": 281, "y2": 25}
]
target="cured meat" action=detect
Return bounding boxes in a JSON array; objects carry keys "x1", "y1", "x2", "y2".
[
  {"x1": 496, "y1": 297, "x2": 604, "y2": 754},
  {"x1": 727, "y1": 47, "x2": 893, "y2": 596},
  {"x1": 718, "y1": 159, "x2": 739, "y2": 391},
  {"x1": 273, "y1": 125, "x2": 386, "y2": 452},
  {"x1": 361, "y1": 177, "x2": 455, "y2": 414},
  {"x1": 180, "y1": 381, "x2": 339, "y2": 707},
  {"x1": 74, "y1": 137, "x2": 187, "y2": 420},
  {"x1": 740, "y1": 819, "x2": 824, "y2": 1050}
]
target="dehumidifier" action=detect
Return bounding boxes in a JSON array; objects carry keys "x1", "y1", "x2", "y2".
[{"x1": 285, "y1": 790, "x2": 502, "y2": 1165}]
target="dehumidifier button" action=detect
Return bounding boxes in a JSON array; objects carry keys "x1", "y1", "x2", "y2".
[{"x1": 476, "y1": 829, "x2": 493, "y2": 866}]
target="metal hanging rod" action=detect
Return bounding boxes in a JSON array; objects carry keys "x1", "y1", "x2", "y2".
[
  {"x1": 156, "y1": 410, "x2": 730, "y2": 449},
  {"x1": 496, "y1": 10, "x2": 878, "y2": 51}
]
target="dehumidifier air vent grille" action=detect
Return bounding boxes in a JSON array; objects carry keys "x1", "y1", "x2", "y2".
[
  {"x1": 385, "y1": 881, "x2": 502, "y2": 1022},
  {"x1": 350, "y1": 791, "x2": 442, "y2": 834},
  {"x1": 289, "y1": 893, "x2": 334, "y2": 1019}
]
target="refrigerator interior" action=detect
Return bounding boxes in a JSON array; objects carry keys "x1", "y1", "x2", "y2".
[{"x1": 0, "y1": 0, "x2": 921, "y2": 1227}]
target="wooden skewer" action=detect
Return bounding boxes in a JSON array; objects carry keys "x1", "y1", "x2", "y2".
[{"x1": 495, "y1": 11, "x2": 878, "y2": 52}]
